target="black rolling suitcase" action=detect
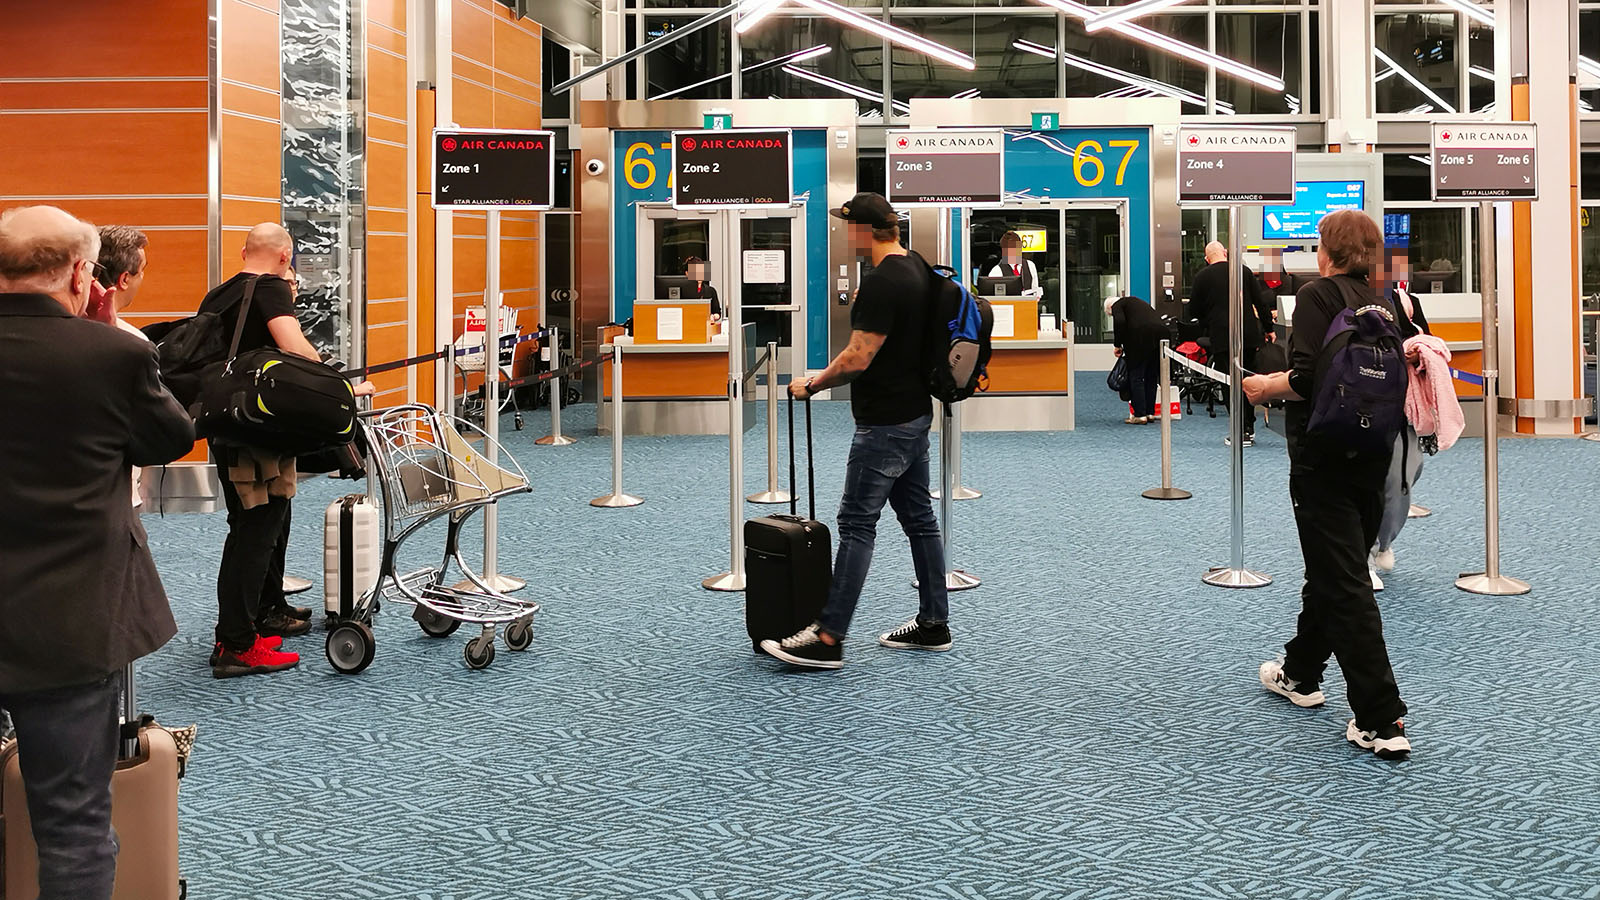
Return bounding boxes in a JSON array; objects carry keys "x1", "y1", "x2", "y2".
[{"x1": 744, "y1": 397, "x2": 832, "y2": 653}]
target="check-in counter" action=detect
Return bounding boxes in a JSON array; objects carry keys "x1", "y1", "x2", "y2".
[
  {"x1": 597, "y1": 305, "x2": 754, "y2": 435},
  {"x1": 964, "y1": 322, "x2": 1075, "y2": 431}
]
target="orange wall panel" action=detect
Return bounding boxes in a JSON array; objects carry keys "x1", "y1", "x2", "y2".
[
  {"x1": 219, "y1": 0, "x2": 281, "y2": 91},
  {"x1": 0, "y1": 80, "x2": 207, "y2": 111},
  {"x1": 493, "y1": 94, "x2": 541, "y2": 130},
  {"x1": 0, "y1": 112, "x2": 207, "y2": 198},
  {"x1": 0, "y1": 0, "x2": 208, "y2": 80},
  {"x1": 35, "y1": 198, "x2": 208, "y2": 230},
  {"x1": 220, "y1": 82, "x2": 281, "y2": 121},
  {"x1": 453, "y1": 0, "x2": 495, "y2": 64},
  {"x1": 492, "y1": 20, "x2": 541, "y2": 84},
  {"x1": 452, "y1": 77, "x2": 494, "y2": 127},
  {"x1": 220, "y1": 113, "x2": 284, "y2": 202},
  {"x1": 368, "y1": 0, "x2": 406, "y2": 32},
  {"x1": 368, "y1": 142, "x2": 409, "y2": 210},
  {"x1": 367, "y1": 234, "x2": 410, "y2": 301},
  {"x1": 368, "y1": 49, "x2": 409, "y2": 121}
]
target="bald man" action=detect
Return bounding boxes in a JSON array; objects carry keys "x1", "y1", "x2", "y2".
[
  {"x1": 0, "y1": 205, "x2": 194, "y2": 900},
  {"x1": 1187, "y1": 240, "x2": 1273, "y2": 445},
  {"x1": 197, "y1": 223, "x2": 342, "y2": 676}
]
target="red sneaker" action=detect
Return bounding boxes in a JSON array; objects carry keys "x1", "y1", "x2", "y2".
[
  {"x1": 211, "y1": 636, "x2": 300, "y2": 679},
  {"x1": 207, "y1": 635, "x2": 281, "y2": 666}
]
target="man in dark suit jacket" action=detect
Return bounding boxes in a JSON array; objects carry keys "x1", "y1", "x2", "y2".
[{"x1": 0, "y1": 205, "x2": 195, "y2": 900}]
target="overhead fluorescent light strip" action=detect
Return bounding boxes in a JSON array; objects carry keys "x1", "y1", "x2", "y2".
[
  {"x1": 649, "y1": 45, "x2": 831, "y2": 100},
  {"x1": 1014, "y1": 39, "x2": 1208, "y2": 110},
  {"x1": 1580, "y1": 56, "x2": 1600, "y2": 80},
  {"x1": 1029, "y1": 0, "x2": 1285, "y2": 91},
  {"x1": 1085, "y1": 0, "x2": 1199, "y2": 33},
  {"x1": 742, "y1": 0, "x2": 975, "y2": 71},
  {"x1": 734, "y1": 0, "x2": 788, "y2": 36},
  {"x1": 782, "y1": 65, "x2": 910, "y2": 114},
  {"x1": 1373, "y1": 46, "x2": 1456, "y2": 113},
  {"x1": 1437, "y1": 0, "x2": 1494, "y2": 27}
]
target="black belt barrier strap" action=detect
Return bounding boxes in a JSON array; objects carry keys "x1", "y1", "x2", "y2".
[{"x1": 343, "y1": 328, "x2": 551, "y2": 381}]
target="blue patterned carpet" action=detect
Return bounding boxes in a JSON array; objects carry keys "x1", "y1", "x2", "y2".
[{"x1": 137, "y1": 388, "x2": 1600, "y2": 899}]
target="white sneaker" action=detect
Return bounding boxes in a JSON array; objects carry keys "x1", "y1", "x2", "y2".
[
  {"x1": 1373, "y1": 548, "x2": 1396, "y2": 573},
  {"x1": 1370, "y1": 567, "x2": 1385, "y2": 592},
  {"x1": 1346, "y1": 718, "x2": 1411, "y2": 759},
  {"x1": 1259, "y1": 659, "x2": 1326, "y2": 708}
]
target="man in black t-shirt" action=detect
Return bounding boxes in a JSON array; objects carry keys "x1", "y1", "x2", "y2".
[
  {"x1": 760, "y1": 193, "x2": 949, "y2": 669},
  {"x1": 1188, "y1": 241, "x2": 1274, "y2": 445},
  {"x1": 202, "y1": 223, "x2": 373, "y2": 678}
]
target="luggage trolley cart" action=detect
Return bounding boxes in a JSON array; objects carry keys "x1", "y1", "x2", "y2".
[
  {"x1": 454, "y1": 304, "x2": 526, "y2": 431},
  {"x1": 324, "y1": 403, "x2": 539, "y2": 674}
]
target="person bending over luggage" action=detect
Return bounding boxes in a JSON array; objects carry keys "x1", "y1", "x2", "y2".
[
  {"x1": 1189, "y1": 241, "x2": 1274, "y2": 446},
  {"x1": 202, "y1": 223, "x2": 374, "y2": 678},
  {"x1": 1107, "y1": 295, "x2": 1167, "y2": 423},
  {"x1": 763, "y1": 192, "x2": 949, "y2": 669},
  {"x1": 1241, "y1": 209, "x2": 1411, "y2": 759},
  {"x1": 0, "y1": 205, "x2": 196, "y2": 900}
]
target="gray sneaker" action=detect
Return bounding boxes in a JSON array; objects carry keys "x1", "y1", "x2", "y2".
[{"x1": 1259, "y1": 658, "x2": 1325, "y2": 708}]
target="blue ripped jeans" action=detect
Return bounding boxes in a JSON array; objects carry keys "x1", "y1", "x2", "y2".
[{"x1": 817, "y1": 414, "x2": 949, "y2": 638}]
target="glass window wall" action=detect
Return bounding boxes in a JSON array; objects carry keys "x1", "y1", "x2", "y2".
[
  {"x1": 888, "y1": 14, "x2": 1058, "y2": 106},
  {"x1": 642, "y1": 16, "x2": 732, "y2": 100},
  {"x1": 738, "y1": 16, "x2": 887, "y2": 117},
  {"x1": 1374, "y1": 11, "x2": 1459, "y2": 115},
  {"x1": 1215, "y1": 12, "x2": 1302, "y2": 114}
]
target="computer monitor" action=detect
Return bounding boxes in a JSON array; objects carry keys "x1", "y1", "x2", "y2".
[
  {"x1": 654, "y1": 275, "x2": 698, "y2": 301},
  {"x1": 976, "y1": 275, "x2": 1022, "y2": 298},
  {"x1": 1262, "y1": 181, "x2": 1366, "y2": 242}
]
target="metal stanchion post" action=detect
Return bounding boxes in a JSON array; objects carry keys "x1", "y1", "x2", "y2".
[
  {"x1": 536, "y1": 326, "x2": 576, "y2": 446},
  {"x1": 460, "y1": 210, "x2": 524, "y2": 593},
  {"x1": 932, "y1": 402, "x2": 981, "y2": 501},
  {"x1": 1204, "y1": 207, "x2": 1271, "y2": 589},
  {"x1": 917, "y1": 404, "x2": 980, "y2": 591},
  {"x1": 747, "y1": 341, "x2": 791, "y2": 504},
  {"x1": 592, "y1": 344, "x2": 642, "y2": 508},
  {"x1": 1143, "y1": 340, "x2": 1192, "y2": 501},
  {"x1": 705, "y1": 211, "x2": 747, "y2": 592},
  {"x1": 1457, "y1": 201, "x2": 1529, "y2": 595}
]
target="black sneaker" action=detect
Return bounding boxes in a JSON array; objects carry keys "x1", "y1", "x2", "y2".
[
  {"x1": 257, "y1": 610, "x2": 313, "y2": 638},
  {"x1": 1346, "y1": 719, "x2": 1411, "y2": 759},
  {"x1": 1222, "y1": 434, "x2": 1255, "y2": 448},
  {"x1": 272, "y1": 603, "x2": 314, "y2": 622},
  {"x1": 759, "y1": 625, "x2": 843, "y2": 669},
  {"x1": 877, "y1": 618, "x2": 953, "y2": 651}
]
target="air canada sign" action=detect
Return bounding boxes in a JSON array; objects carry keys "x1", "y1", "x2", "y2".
[
  {"x1": 671, "y1": 128, "x2": 793, "y2": 209},
  {"x1": 1177, "y1": 125, "x2": 1297, "y2": 206},
  {"x1": 431, "y1": 128, "x2": 556, "y2": 210},
  {"x1": 885, "y1": 129, "x2": 1006, "y2": 206}
]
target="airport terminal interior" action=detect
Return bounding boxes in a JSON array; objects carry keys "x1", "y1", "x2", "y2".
[{"x1": 3, "y1": 0, "x2": 1600, "y2": 897}]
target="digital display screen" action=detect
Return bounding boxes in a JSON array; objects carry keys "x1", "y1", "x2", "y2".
[
  {"x1": 1262, "y1": 181, "x2": 1366, "y2": 242},
  {"x1": 1383, "y1": 213, "x2": 1411, "y2": 249}
]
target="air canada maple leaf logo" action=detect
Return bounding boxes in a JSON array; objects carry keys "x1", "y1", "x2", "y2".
[
  {"x1": 682, "y1": 137, "x2": 697, "y2": 152},
  {"x1": 1187, "y1": 135, "x2": 1199, "y2": 146},
  {"x1": 442, "y1": 137, "x2": 458, "y2": 152}
]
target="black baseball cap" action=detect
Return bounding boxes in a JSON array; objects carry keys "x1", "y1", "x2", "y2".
[{"x1": 830, "y1": 192, "x2": 898, "y2": 228}]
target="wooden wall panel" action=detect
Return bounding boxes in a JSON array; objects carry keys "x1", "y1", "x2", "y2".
[
  {"x1": 220, "y1": 113, "x2": 283, "y2": 202},
  {"x1": 218, "y1": 0, "x2": 281, "y2": 90},
  {"x1": 368, "y1": 49, "x2": 409, "y2": 120},
  {"x1": 0, "y1": 0, "x2": 208, "y2": 79},
  {"x1": 368, "y1": 142, "x2": 409, "y2": 210},
  {"x1": 0, "y1": 80, "x2": 208, "y2": 111},
  {"x1": 365, "y1": 6, "x2": 413, "y2": 406},
  {"x1": 0, "y1": 113, "x2": 207, "y2": 198}
]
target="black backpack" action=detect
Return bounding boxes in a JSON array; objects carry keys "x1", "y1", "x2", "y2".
[
  {"x1": 141, "y1": 277, "x2": 257, "y2": 408},
  {"x1": 917, "y1": 255, "x2": 994, "y2": 404}
]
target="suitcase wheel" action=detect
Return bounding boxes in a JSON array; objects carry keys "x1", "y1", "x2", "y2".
[
  {"x1": 415, "y1": 607, "x2": 461, "y2": 638},
  {"x1": 503, "y1": 619, "x2": 534, "y2": 652},
  {"x1": 325, "y1": 621, "x2": 376, "y2": 675},
  {"x1": 464, "y1": 634, "x2": 496, "y2": 670}
]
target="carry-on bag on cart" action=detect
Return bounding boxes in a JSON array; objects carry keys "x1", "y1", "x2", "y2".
[
  {"x1": 2, "y1": 663, "x2": 183, "y2": 899},
  {"x1": 324, "y1": 493, "x2": 382, "y2": 624},
  {"x1": 744, "y1": 397, "x2": 832, "y2": 654}
]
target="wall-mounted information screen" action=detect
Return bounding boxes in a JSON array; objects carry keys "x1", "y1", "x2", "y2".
[{"x1": 1261, "y1": 181, "x2": 1365, "y2": 241}]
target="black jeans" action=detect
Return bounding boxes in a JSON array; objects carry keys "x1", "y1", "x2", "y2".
[
  {"x1": 0, "y1": 672, "x2": 122, "y2": 900},
  {"x1": 1127, "y1": 353, "x2": 1160, "y2": 418},
  {"x1": 214, "y1": 463, "x2": 292, "y2": 651},
  {"x1": 1283, "y1": 464, "x2": 1407, "y2": 730}
]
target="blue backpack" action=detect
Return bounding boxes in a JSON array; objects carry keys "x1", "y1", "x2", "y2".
[
  {"x1": 1305, "y1": 282, "x2": 1408, "y2": 457},
  {"x1": 920, "y1": 257, "x2": 994, "y2": 404}
]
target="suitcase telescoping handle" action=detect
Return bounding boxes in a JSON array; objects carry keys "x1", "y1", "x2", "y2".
[{"x1": 786, "y1": 393, "x2": 815, "y2": 520}]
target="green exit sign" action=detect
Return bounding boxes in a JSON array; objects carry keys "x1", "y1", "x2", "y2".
[
  {"x1": 1032, "y1": 112, "x2": 1060, "y2": 132},
  {"x1": 704, "y1": 112, "x2": 734, "y2": 130}
]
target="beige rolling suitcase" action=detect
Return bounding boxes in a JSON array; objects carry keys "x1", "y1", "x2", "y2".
[{"x1": 0, "y1": 665, "x2": 183, "y2": 899}]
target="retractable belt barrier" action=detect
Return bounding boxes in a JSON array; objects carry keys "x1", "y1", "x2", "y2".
[
  {"x1": 343, "y1": 328, "x2": 552, "y2": 381},
  {"x1": 1163, "y1": 345, "x2": 1231, "y2": 387}
]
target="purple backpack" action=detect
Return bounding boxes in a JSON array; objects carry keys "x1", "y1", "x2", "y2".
[{"x1": 1305, "y1": 284, "x2": 1407, "y2": 457}]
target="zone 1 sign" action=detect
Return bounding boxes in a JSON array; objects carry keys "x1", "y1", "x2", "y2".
[
  {"x1": 671, "y1": 129, "x2": 793, "y2": 209},
  {"x1": 432, "y1": 128, "x2": 556, "y2": 210}
]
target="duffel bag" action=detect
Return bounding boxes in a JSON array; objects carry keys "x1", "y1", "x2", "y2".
[{"x1": 196, "y1": 349, "x2": 358, "y2": 455}]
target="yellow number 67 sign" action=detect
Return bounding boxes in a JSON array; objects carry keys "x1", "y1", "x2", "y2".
[{"x1": 1015, "y1": 229, "x2": 1048, "y2": 252}]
